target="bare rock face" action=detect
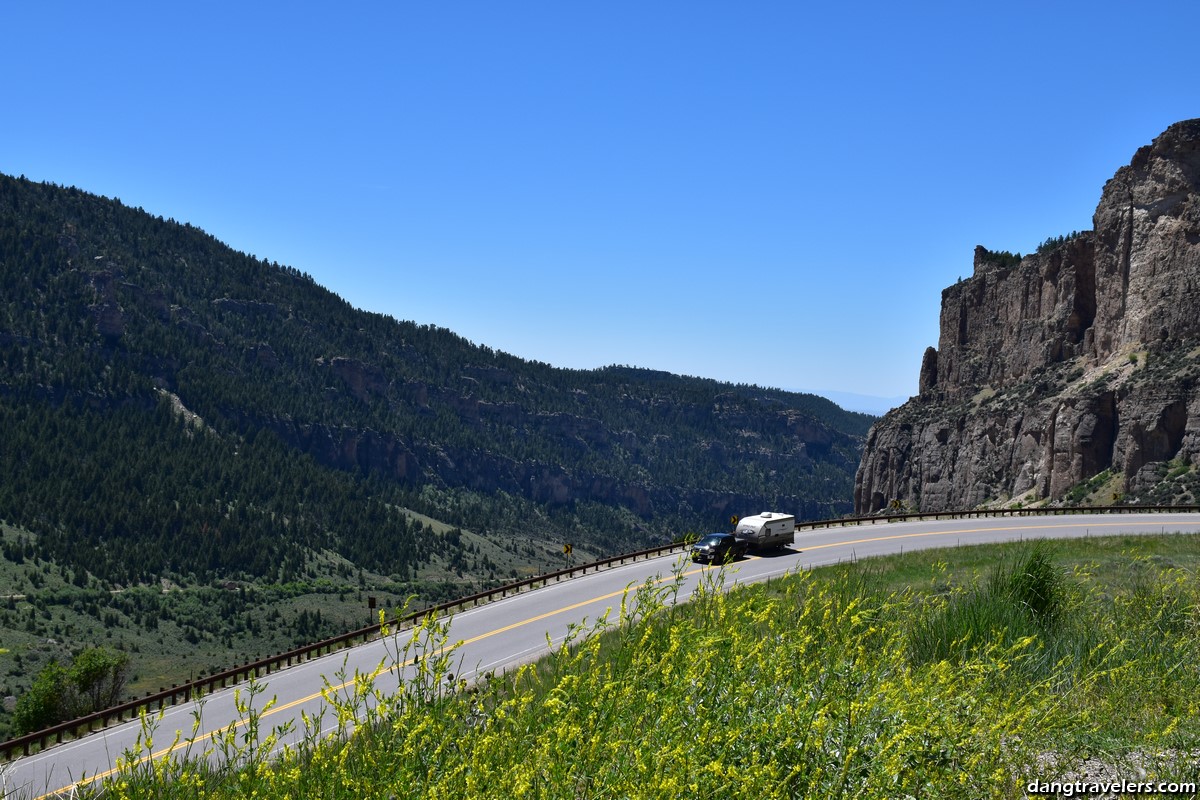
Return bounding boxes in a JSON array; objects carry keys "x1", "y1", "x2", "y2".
[
  {"x1": 856, "y1": 119, "x2": 1200, "y2": 513},
  {"x1": 1092, "y1": 121, "x2": 1200, "y2": 358},
  {"x1": 325, "y1": 356, "x2": 388, "y2": 402},
  {"x1": 91, "y1": 303, "x2": 126, "y2": 339}
]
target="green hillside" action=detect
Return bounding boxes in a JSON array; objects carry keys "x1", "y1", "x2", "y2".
[
  {"x1": 0, "y1": 173, "x2": 871, "y2": 730},
  {"x1": 0, "y1": 172, "x2": 870, "y2": 585}
]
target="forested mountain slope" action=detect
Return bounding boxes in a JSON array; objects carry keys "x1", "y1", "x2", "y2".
[{"x1": 0, "y1": 174, "x2": 871, "y2": 588}]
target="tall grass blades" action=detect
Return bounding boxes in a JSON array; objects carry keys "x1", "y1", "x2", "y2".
[
  {"x1": 79, "y1": 536, "x2": 1200, "y2": 799},
  {"x1": 906, "y1": 541, "x2": 1078, "y2": 677}
]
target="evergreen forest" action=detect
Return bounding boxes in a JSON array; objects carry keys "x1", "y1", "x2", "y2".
[{"x1": 0, "y1": 173, "x2": 874, "y2": 733}]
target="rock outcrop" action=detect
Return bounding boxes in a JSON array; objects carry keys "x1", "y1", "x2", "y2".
[{"x1": 856, "y1": 119, "x2": 1200, "y2": 513}]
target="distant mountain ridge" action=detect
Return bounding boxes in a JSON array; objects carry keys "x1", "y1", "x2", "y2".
[
  {"x1": 0, "y1": 174, "x2": 871, "y2": 586},
  {"x1": 807, "y1": 388, "x2": 906, "y2": 416}
]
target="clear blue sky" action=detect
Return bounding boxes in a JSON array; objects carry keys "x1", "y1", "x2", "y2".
[{"x1": 3, "y1": 2, "x2": 1198, "y2": 409}]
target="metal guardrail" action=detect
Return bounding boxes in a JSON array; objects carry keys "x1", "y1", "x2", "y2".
[
  {"x1": 0, "y1": 539, "x2": 693, "y2": 760},
  {"x1": 3, "y1": 503, "x2": 1197, "y2": 761},
  {"x1": 797, "y1": 503, "x2": 1200, "y2": 528}
]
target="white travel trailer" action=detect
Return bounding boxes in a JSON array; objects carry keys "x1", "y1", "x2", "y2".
[{"x1": 733, "y1": 511, "x2": 795, "y2": 551}]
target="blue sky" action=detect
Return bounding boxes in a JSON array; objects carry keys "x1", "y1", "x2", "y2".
[{"x1": 3, "y1": 2, "x2": 1198, "y2": 411}]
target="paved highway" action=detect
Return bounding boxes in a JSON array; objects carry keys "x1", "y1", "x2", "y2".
[{"x1": 5, "y1": 512, "x2": 1200, "y2": 798}]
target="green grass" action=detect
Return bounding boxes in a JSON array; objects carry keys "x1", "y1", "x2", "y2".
[
  {"x1": 67, "y1": 531, "x2": 1200, "y2": 799},
  {"x1": 0, "y1": 518, "x2": 591, "y2": 742}
]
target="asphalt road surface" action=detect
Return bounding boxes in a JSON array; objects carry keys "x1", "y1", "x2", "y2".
[{"x1": 6, "y1": 512, "x2": 1200, "y2": 798}]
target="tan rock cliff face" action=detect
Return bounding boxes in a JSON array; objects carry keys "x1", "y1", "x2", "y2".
[{"x1": 855, "y1": 119, "x2": 1200, "y2": 513}]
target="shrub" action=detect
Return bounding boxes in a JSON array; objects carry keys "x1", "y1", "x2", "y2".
[
  {"x1": 994, "y1": 541, "x2": 1062, "y2": 622},
  {"x1": 12, "y1": 646, "x2": 130, "y2": 733},
  {"x1": 1036, "y1": 230, "x2": 1086, "y2": 254},
  {"x1": 908, "y1": 542, "x2": 1065, "y2": 669},
  {"x1": 978, "y1": 247, "x2": 1023, "y2": 269}
]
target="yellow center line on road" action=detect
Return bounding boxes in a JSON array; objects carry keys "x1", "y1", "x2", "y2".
[
  {"x1": 40, "y1": 562, "x2": 709, "y2": 797},
  {"x1": 37, "y1": 515, "x2": 1200, "y2": 796}
]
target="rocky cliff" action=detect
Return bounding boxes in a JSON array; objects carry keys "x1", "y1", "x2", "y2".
[{"x1": 855, "y1": 119, "x2": 1200, "y2": 513}]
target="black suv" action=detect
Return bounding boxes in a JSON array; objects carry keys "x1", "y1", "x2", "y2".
[{"x1": 690, "y1": 533, "x2": 748, "y2": 564}]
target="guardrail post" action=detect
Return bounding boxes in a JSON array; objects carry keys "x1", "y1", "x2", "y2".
[{"x1": 7, "y1": 505, "x2": 1190, "y2": 763}]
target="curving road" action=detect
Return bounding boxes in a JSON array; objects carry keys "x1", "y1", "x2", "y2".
[{"x1": 5, "y1": 512, "x2": 1199, "y2": 798}]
